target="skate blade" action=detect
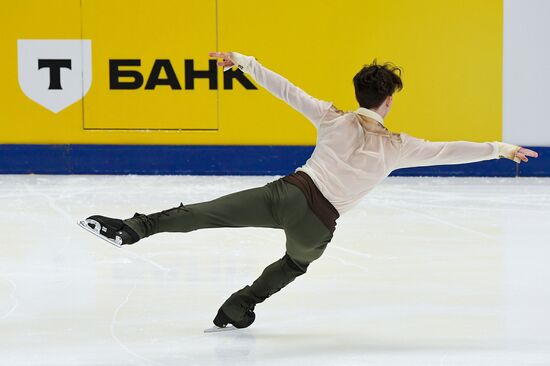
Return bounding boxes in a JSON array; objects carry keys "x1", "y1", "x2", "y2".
[
  {"x1": 77, "y1": 219, "x2": 123, "y2": 248},
  {"x1": 204, "y1": 325, "x2": 237, "y2": 333}
]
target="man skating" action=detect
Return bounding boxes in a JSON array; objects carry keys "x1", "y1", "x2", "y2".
[{"x1": 80, "y1": 51, "x2": 538, "y2": 330}]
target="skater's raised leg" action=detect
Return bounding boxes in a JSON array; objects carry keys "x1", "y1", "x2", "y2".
[{"x1": 83, "y1": 180, "x2": 287, "y2": 245}]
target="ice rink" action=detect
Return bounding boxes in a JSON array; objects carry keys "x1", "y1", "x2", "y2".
[{"x1": 1, "y1": 175, "x2": 549, "y2": 366}]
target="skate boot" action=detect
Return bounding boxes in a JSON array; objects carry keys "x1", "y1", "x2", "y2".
[
  {"x1": 78, "y1": 214, "x2": 142, "y2": 247},
  {"x1": 213, "y1": 306, "x2": 256, "y2": 329}
]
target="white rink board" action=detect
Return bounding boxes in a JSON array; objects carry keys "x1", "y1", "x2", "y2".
[
  {"x1": 503, "y1": 0, "x2": 550, "y2": 146},
  {"x1": 1, "y1": 175, "x2": 549, "y2": 366}
]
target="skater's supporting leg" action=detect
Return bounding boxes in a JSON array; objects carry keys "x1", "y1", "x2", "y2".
[
  {"x1": 218, "y1": 253, "x2": 308, "y2": 324},
  {"x1": 214, "y1": 183, "x2": 333, "y2": 327}
]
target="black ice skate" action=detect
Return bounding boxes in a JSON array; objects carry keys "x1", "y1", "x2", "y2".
[
  {"x1": 78, "y1": 215, "x2": 140, "y2": 247},
  {"x1": 204, "y1": 307, "x2": 256, "y2": 333}
]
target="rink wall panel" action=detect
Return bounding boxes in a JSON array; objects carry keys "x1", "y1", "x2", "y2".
[
  {"x1": 1, "y1": 1, "x2": 549, "y2": 175},
  {"x1": 503, "y1": 0, "x2": 550, "y2": 146},
  {"x1": 0, "y1": 144, "x2": 546, "y2": 176}
]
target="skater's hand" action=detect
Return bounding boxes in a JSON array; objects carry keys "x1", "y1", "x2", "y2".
[
  {"x1": 209, "y1": 52, "x2": 235, "y2": 68},
  {"x1": 516, "y1": 147, "x2": 539, "y2": 163}
]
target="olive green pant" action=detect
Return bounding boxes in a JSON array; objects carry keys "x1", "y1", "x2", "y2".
[{"x1": 132, "y1": 179, "x2": 333, "y2": 321}]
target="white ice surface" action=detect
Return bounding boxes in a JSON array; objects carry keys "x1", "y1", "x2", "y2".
[{"x1": 1, "y1": 175, "x2": 549, "y2": 366}]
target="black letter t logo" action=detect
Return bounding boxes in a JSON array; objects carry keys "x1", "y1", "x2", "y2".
[{"x1": 38, "y1": 59, "x2": 72, "y2": 90}]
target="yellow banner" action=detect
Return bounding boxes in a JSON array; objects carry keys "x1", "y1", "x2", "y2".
[{"x1": 0, "y1": 0, "x2": 502, "y2": 145}]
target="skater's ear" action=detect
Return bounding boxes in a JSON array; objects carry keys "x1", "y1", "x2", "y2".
[
  {"x1": 375, "y1": 95, "x2": 393, "y2": 118},
  {"x1": 385, "y1": 96, "x2": 393, "y2": 108}
]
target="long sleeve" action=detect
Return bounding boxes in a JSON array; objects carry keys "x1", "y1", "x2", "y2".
[
  {"x1": 396, "y1": 134, "x2": 521, "y2": 169},
  {"x1": 229, "y1": 52, "x2": 332, "y2": 127}
]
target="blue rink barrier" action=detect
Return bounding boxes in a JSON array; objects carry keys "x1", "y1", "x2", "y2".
[{"x1": 0, "y1": 144, "x2": 547, "y2": 176}]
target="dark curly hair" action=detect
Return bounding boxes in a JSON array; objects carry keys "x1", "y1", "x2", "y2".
[{"x1": 353, "y1": 60, "x2": 403, "y2": 109}]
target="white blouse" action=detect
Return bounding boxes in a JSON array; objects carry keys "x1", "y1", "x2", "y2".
[{"x1": 229, "y1": 52, "x2": 519, "y2": 214}]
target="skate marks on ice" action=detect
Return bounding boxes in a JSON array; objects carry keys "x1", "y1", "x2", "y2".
[
  {"x1": 109, "y1": 282, "x2": 175, "y2": 366},
  {"x1": 77, "y1": 218, "x2": 170, "y2": 272},
  {"x1": 118, "y1": 247, "x2": 170, "y2": 273},
  {"x1": 0, "y1": 277, "x2": 18, "y2": 320},
  {"x1": 23, "y1": 181, "x2": 76, "y2": 225},
  {"x1": 323, "y1": 254, "x2": 370, "y2": 273},
  {"x1": 23, "y1": 178, "x2": 170, "y2": 272},
  {"x1": 370, "y1": 200, "x2": 498, "y2": 241}
]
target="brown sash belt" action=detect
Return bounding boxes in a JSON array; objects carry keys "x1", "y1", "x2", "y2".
[{"x1": 282, "y1": 171, "x2": 339, "y2": 233}]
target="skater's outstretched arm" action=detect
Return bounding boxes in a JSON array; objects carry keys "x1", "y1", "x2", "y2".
[
  {"x1": 396, "y1": 134, "x2": 538, "y2": 169},
  {"x1": 210, "y1": 51, "x2": 332, "y2": 127}
]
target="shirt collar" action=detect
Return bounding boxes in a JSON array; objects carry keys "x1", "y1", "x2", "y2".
[{"x1": 355, "y1": 107, "x2": 384, "y2": 125}]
